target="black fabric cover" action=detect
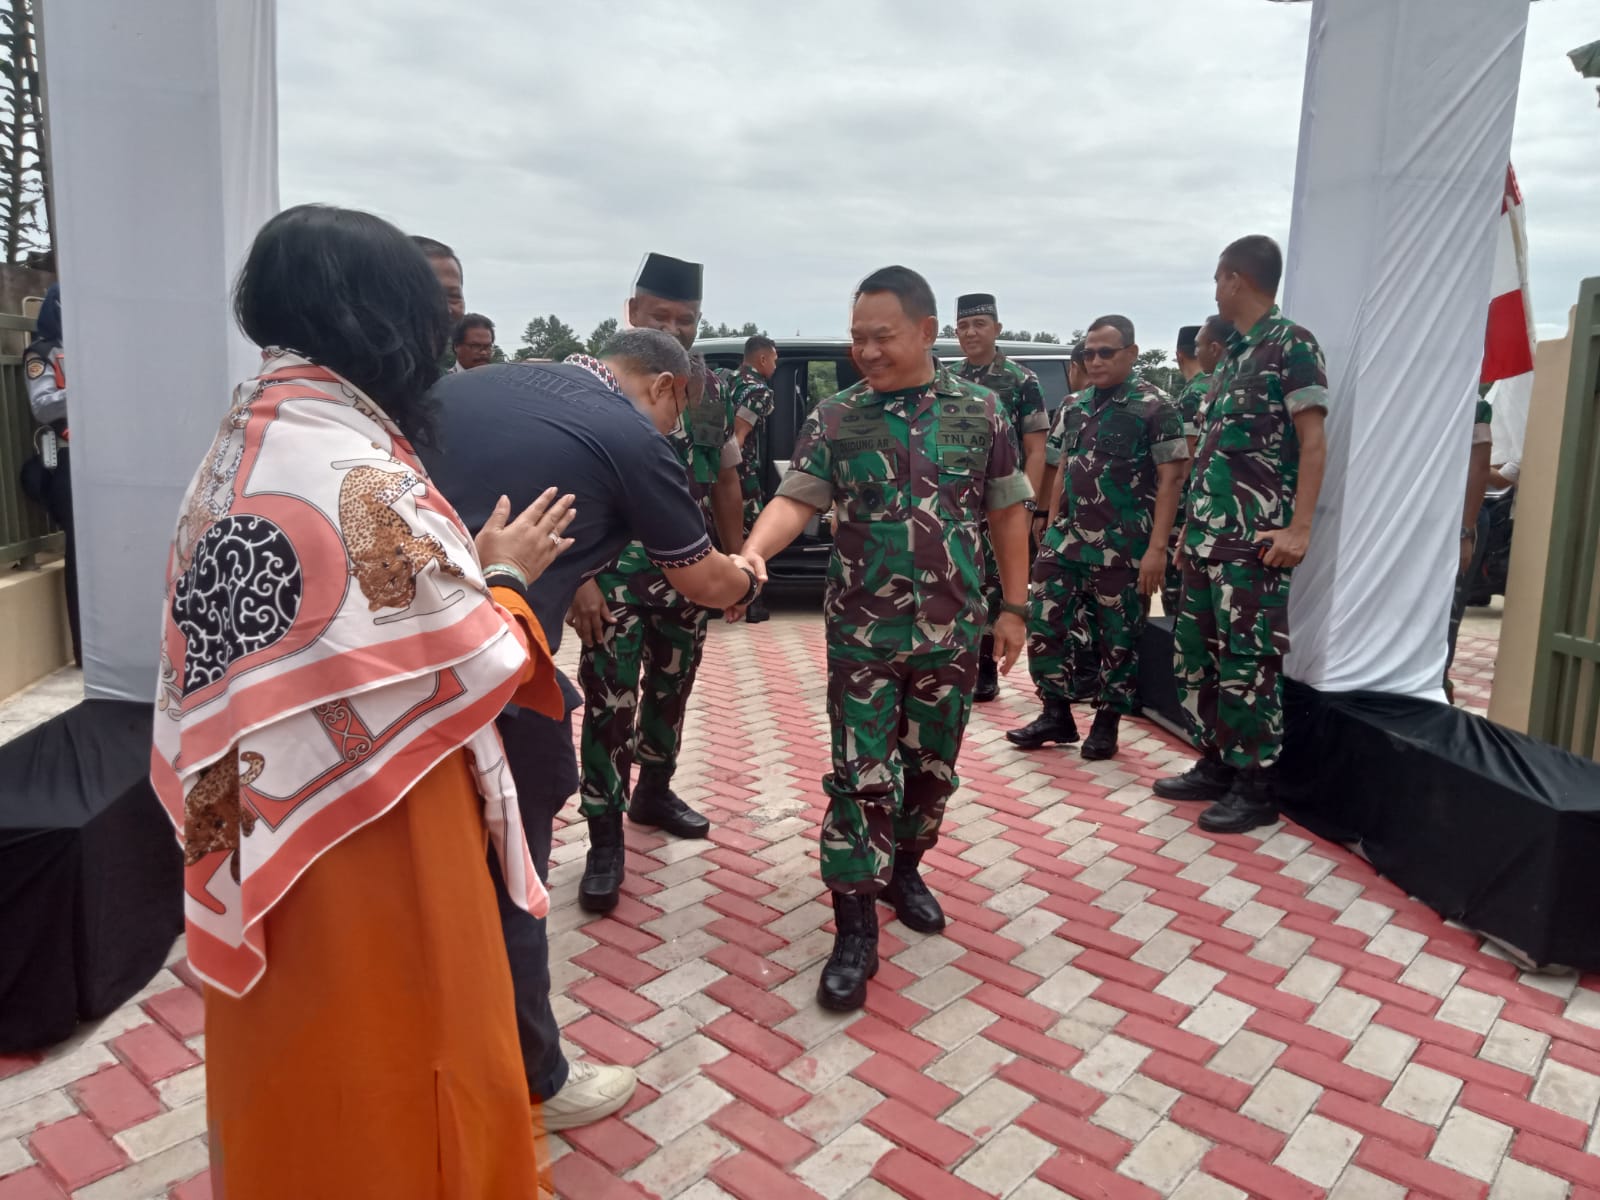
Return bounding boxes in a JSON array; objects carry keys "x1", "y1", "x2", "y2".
[
  {"x1": 1278, "y1": 679, "x2": 1600, "y2": 970},
  {"x1": 0, "y1": 700, "x2": 181, "y2": 1052},
  {"x1": 1137, "y1": 615, "x2": 1185, "y2": 732}
]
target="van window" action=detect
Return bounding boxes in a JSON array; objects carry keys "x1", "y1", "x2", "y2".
[{"x1": 1022, "y1": 358, "x2": 1071, "y2": 413}]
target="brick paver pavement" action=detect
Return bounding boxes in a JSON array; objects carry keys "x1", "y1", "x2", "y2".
[{"x1": 7, "y1": 611, "x2": 1594, "y2": 1199}]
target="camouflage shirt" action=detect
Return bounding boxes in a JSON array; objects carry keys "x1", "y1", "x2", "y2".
[
  {"x1": 1185, "y1": 306, "x2": 1330, "y2": 562},
  {"x1": 728, "y1": 364, "x2": 776, "y2": 476},
  {"x1": 953, "y1": 351, "x2": 1049, "y2": 444},
  {"x1": 1045, "y1": 376, "x2": 1189, "y2": 569},
  {"x1": 608, "y1": 356, "x2": 736, "y2": 601},
  {"x1": 777, "y1": 366, "x2": 1033, "y2": 655},
  {"x1": 1175, "y1": 371, "x2": 1212, "y2": 440}
]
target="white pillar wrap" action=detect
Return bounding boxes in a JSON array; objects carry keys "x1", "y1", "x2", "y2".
[
  {"x1": 39, "y1": 0, "x2": 279, "y2": 702},
  {"x1": 1282, "y1": 0, "x2": 1528, "y2": 698}
]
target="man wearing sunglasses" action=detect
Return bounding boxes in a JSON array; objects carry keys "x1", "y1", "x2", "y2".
[{"x1": 1009, "y1": 316, "x2": 1188, "y2": 760}]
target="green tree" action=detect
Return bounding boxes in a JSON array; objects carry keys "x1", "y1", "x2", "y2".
[
  {"x1": 490, "y1": 344, "x2": 507, "y2": 364},
  {"x1": 585, "y1": 317, "x2": 618, "y2": 355},
  {"x1": 1031, "y1": 331, "x2": 1062, "y2": 344},
  {"x1": 940, "y1": 324, "x2": 957, "y2": 338},
  {"x1": 0, "y1": 0, "x2": 51, "y2": 264},
  {"x1": 517, "y1": 314, "x2": 582, "y2": 362}
]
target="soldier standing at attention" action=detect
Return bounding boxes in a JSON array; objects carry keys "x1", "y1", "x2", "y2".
[
  {"x1": 571, "y1": 253, "x2": 745, "y2": 911},
  {"x1": 1035, "y1": 340, "x2": 1091, "y2": 549},
  {"x1": 952, "y1": 293, "x2": 1049, "y2": 702},
  {"x1": 1163, "y1": 322, "x2": 1214, "y2": 613},
  {"x1": 738, "y1": 266, "x2": 1033, "y2": 1011},
  {"x1": 728, "y1": 335, "x2": 779, "y2": 623},
  {"x1": 1007, "y1": 316, "x2": 1189, "y2": 760},
  {"x1": 1155, "y1": 235, "x2": 1329, "y2": 833}
]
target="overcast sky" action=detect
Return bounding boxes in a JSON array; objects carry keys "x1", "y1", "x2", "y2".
[{"x1": 278, "y1": 1, "x2": 1595, "y2": 351}]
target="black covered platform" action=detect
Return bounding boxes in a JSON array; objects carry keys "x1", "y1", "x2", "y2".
[
  {"x1": 0, "y1": 699, "x2": 181, "y2": 1052},
  {"x1": 1136, "y1": 617, "x2": 1600, "y2": 971}
]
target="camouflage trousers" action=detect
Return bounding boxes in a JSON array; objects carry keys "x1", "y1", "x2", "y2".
[
  {"x1": 577, "y1": 599, "x2": 709, "y2": 817},
  {"x1": 1027, "y1": 550, "x2": 1145, "y2": 713},
  {"x1": 739, "y1": 461, "x2": 765, "y2": 535},
  {"x1": 821, "y1": 644, "x2": 977, "y2": 893},
  {"x1": 1173, "y1": 554, "x2": 1291, "y2": 769}
]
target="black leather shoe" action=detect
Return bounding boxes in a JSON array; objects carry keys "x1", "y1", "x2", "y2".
[
  {"x1": 628, "y1": 766, "x2": 710, "y2": 839},
  {"x1": 579, "y1": 813, "x2": 626, "y2": 913},
  {"x1": 1198, "y1": 767, "x2": 1279, "y2": 834},
  {"x1": 1152, "y1": 753, "x2": 1235, "y2": 802},
  {"x1": 1079, "y1": 710, "x2": 1120, "y2": 761},
  {"x1": 1005, "y1": 698, "x2": 1079, "y2": 748},
  {"x1": 973, "y1": 654, "x2": 1000, "y2": 703},
  {"x1": 882, "y1": 851, "x2": 945, "y2": 933},
  {"x1": 818, "y1": 892, "x2": 879, "y2": 1011},
  {"x1": 744, "y1": 595, "x2": 771, "y2": 625}
]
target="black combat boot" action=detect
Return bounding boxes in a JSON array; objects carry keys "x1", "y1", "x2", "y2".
[
  {"x1": 882, "y1": 849, "x2": 945, "y2": 933},
  {"x1": 1152, "y1": 752, "x2": 1235, "y2": 802},
  {"x1": 1079, "y1": 709, "x2": 1121, "y2": 761},
  {"x1": 973, "y1": 654, "x2": 1000, "y2": 703},
  {"x1": 1198, "y1": 766, "x2": 1280, "y2": 834},
  {"x1": 744, "y1": 594, "x2": 771, "y2": 625},
  {"x1": 628, "y1": 765, "x2": 710, "y2": 839},
  {"x1": 818, "y1": 891, "x2": 880, "y2": 1011},
  {"x1": 1005, "y1": 697, "x2": 1079, "y2": 749},
  {"x1": 578, "y1": 813, "x2": 626, "y2": 913}
]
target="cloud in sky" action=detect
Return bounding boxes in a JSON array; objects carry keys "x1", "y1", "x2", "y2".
[{"x1": 278, "y1": 0, "x2": 1595, "y2": 352}]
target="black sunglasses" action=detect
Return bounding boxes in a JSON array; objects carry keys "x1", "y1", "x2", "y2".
[{"x1": 1083, "y1": 346, "x2": 1128, "y2": 360}]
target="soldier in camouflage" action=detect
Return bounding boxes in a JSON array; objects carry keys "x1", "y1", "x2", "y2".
[
  {"x1": 727, "y1": 335, "x2": 779, "y2": 623},
  {"x1": 1163, "y1": 318, "x2": 1233, "y2": 612},
  {"x1": 738, "y1": 266, "x2": 1033, "y2": 1012},
  {"x1": 572, "y1": 252, "x2": 748, "y2": 913},
  {"x1": 1154, "y1": 236, "x2": 1330, "y2": 834},
  {"x1": 1007, "y1": 316, "x2": 1189, "y2": 761},
  {"x1": 952, "y1": 293, "x2": 1050, "y2": 704}
]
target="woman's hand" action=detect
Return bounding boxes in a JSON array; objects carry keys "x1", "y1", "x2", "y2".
[{"x1": 475, "y1": 488, "x2": 577, "y2": 585}]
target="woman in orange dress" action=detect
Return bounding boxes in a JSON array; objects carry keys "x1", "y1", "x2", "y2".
[{"x1": 151, "y1": 204, "x2": 577, "y2": 1198}]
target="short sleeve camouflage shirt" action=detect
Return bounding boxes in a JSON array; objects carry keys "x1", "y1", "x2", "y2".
[
  {"x1": 953, "y1": 351, "x2": 1049, "y2": 442},
  {"x1": 728, "y1": 364, "x2": 776, "y2": 475},
  {"x1": 1174, "y1": 370, "x2": 1212, "y2": 440},
  {"x1": 776, "y1": 366, "x2": 1033, "y2": 655},
  {"x1": 1184, "y1": 306, "x2": 1330, "y2": 562},
  {"x1": 1046, "y1": 376, "x2": 1189, "y2": 569}
]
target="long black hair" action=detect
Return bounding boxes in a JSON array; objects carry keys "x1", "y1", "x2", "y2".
[{"x1": 233, "y1": 204, "x2": 448, "y2": 443}]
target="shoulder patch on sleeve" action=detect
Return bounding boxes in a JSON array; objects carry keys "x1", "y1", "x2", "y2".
[{"x1": 25, "y1": 357, "x2": 45, "y2": 379}]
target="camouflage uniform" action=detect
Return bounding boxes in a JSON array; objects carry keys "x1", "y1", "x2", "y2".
[
  {"x1": 1032, "y1": 376, "x2": 1188, "y2": 714},
  {"x1": 953, "y1": 353, "x2": 1048, "y2": 621},
  {"x1": 1176, "y1": 306, "x2": 1329, "y2": 769},
  {"x1": 1163, "y1": 370, "x2": 1212, "y2": 613},
  {"x1": 777, "y1": 367, "x2": 1032, "y2": 892},
  {"x1": 578, "y1": 361, "x2": 739, "y2": 817},
  {"x1": 727, "y1": 364, "x2": 776, "y2": 532}
]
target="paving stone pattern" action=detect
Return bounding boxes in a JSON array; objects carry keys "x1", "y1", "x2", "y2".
[{"x1": 6, "y1": 621, "x2": 1592, "y2": 1199}]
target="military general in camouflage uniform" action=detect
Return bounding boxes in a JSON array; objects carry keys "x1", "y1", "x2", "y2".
[
  {"x1": 727, "y1": 335, "x2": 779, "y2": 622},
  {"x1": 571, "y1": 252, "x2": 747, "y2": 912},
  {"x1": 1163, "y1": 317, "x2": 1233, "y2": 613},
  {"x1": 1007, "y1": 316, "x2": 1189, "y2": 762},
  {"x1": 952, "y1": 293, "x2": 1049, "y2": 703},
  {"x1": 1154, "y1": 236, "x2": 1330, "y2": 834},
  {"x1": 738, "y1": 266, "x2": 1033, "y2": 1012}
]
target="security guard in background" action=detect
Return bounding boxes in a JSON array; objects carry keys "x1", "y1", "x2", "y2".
[
  {"x1": 952, "y1": 293, "x2": 1048, "y2": 702},
  {"x1": 20, "y1": 284, "x2": 79, "y2": 665}
]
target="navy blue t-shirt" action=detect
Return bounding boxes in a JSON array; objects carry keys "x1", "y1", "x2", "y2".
[{"x1": 421, "y1": 362, "x2": 711, "y2": 656}]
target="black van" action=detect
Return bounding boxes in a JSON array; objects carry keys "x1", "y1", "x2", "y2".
[{"x1": 696, "y1": 337, "x2": 1074, "y2": 582}]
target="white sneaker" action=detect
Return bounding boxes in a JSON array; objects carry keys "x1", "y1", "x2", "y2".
[{"x1": 539, "y1": 1060, "x2": 638, "y2": 1132}]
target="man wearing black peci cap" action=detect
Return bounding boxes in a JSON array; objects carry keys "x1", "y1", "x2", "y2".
[
  {"x1": 953, "y1": 292, "x2": 1047, "y2": 702},
  {"x1": 569, "y1": 252, "x2": 746, "y2": 913}
]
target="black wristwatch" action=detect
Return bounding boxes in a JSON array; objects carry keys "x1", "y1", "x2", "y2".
[{"x1": 738, "y1": 567, "x2": 761, "y2": 606}]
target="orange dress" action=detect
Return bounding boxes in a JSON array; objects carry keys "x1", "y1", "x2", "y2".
[{"x1": 203, "y1": 591, "x2": 560, "y2": 1199}]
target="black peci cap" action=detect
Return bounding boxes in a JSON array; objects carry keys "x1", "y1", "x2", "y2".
[
  {"x1": 956, "y1": 293, "x2": 998, "y2": 319},
  {"x1": 1177, "y1": 325, "x2": 1201, "y2": 356},
  {"x1": 635, "y1": 252, "x2": 703, "y2": 302}
]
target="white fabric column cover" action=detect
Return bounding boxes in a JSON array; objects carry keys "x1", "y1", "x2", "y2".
[
  {"x1": 39, "y1": 0, "x2": 279, "y2": 702},
  {"x1": 1282, "y1": 0, "x2": 1528, "y2": 698}
]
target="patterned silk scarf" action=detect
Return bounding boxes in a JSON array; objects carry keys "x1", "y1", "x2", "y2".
[{"x1": 151, "y1": 350, "x2": 550, "y2": 998}]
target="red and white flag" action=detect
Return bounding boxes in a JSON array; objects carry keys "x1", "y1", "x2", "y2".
[{"x1": 1481, "y1": 164, "x2": 1536, "y2": 383}]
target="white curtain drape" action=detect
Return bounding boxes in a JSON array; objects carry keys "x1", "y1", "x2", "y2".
[
  {"x1": 39, "y1": 0, "x2": 280, "y2": 702},
  {"x1": 1282, "y1": 0, "x2": 1529, "y2": 698}
]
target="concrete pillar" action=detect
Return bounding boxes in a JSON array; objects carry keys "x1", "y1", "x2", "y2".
[{"x1": 38, "y1": 0, "x2": 279, "y2": 702}]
